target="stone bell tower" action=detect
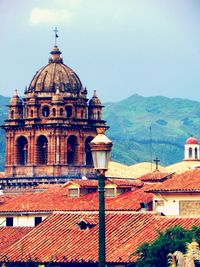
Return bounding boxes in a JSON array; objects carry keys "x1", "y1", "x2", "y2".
[{"x1": 2, "y1": 44, "x2": 106, "y2": 188}]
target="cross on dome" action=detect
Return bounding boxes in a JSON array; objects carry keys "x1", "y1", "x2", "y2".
[{"x1": 54, "y1": 27, "x2": 59, "y2": 46}]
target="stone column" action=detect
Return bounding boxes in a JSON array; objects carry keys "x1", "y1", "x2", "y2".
[
  {"x1": 12, "y1": 133, "x2": 16, "y2": 165},
  {"x1": 56, "y1": 135, "x2": 60, "y2": 164},
  {"x1": 51, "y1": 131, "x2": 56, "y2": 164},
  {"x1": 60, "y1": 132, "x2": 66, "y2": 164},
  {"x1": 79, "y1": 133, "x2": 85, "y2": 165},
  {"x1": 48, "y1": 133, "x2": 52, "y2": 164},
  {"x1": 32, "y1": 131, "x2": 36, "y2": 165},
  {"x1": 28, "y1": 133, "x2": 32, "y2": 165},
  {"x1": 5, "y1": 134, "x2": 10, "y2": 165}
]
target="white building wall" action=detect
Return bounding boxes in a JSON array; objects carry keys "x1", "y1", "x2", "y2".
[
  {"x1": 153, "y1": 193, "x2": 200, "y2": 216},
  {"x1": 0, "y1": 213, "x2": 49, "y2": 227},
  {"x1": 184, "y1": 144, "x2": 200, "y2": 160}
]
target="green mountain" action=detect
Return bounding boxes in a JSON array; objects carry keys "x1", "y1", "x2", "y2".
[
  {"x1": 104, "y1": 94, "x2": 200, "y2": 166},
  {"x1": 0, "y1": 95, "x2": 9, "y2": 171},
  {"x1": 0, "y1": 94, "x2": 200, "y2": 170}
]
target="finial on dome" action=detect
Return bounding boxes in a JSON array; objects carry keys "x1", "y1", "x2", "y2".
[
  {"x1": 89, "y1": 90, "x2": 102, "y2": 106},
  {"x1": 10, "y1": 89, "x2": 22, "y2": 106},
  {"x1": 49, "y1": 45, "x2": 63, "y2": 63},
  {"x1": 93, "y1": 90, "x2": 97, "y2": 97}
]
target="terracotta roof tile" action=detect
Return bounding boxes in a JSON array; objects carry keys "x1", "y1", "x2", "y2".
[
  {"x1": 138, "y1": 170, "x2": 174, "y2": 182},
  {"x1": 146, "y1": 168, "x2": 200, "y2": 192},
  {"x1": 63, "y1": 178, "x2": 143, "y2": 188},
  {"x1": 107, "y1": 178, "x2": 143, "y2": 187},
  {"x1": 0, "y1": 184, "x2": 152, "y2": 212},
  {"x1": 63, "y1": 179, "x2": 98, "y2": 188},
  {"x1": 34, "y1": 184, "x2": 61, "y2": 190},
  {"x1": 2, "y1": 213, "x2": 200, "y2": 264},
  {"x1": 0, "y1": 227, "x2": 32, "y2": 254}
]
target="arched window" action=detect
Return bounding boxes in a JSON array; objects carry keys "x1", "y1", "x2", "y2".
[
  {"x1": 67, "y1": 136, "x2": 78, "y2": 164},
  {"x1": 11, "y1": 110, "x2": 14, "y2": 119},
  {"x1": 195, "y1": 147, "x2": 198, "y2": 159},
  {"x1": 30, "y1": 110, "x2": 33, "y2": 118},
  {"x1": 16, "y1": 136, "x2": 28, "y2": 165},
  {"x1": 65, "y1": 106, "x2": 72, "y2": 118},
  {"x1": 189, "y1": 147, "x2": 193, "y2": 158},
  {"x1": 36, "y1": 135, "x2": 48, "y2": 165},
  {"x1": 42, "y1": 106, "x2": 50, "y2": 117},
  {"x1": 97, "y1": 111, "x2": 101, "y2": 120},
  {"x1": 85, "y1": 136, "x2": 94, "y2": 166},
  {"x1": 52, "y1": 108, "x2": 56, "y2": 117},
  {"x1": 89, "y1": 110, "x2": 94, "y2": 120}
]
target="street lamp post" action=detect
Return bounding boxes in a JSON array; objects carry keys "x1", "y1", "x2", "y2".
[{"x1": 90, "y1": 128, "x2": 113, "y2": 267}]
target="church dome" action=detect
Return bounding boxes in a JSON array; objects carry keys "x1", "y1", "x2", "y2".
[
  {"x1": 89, "y1": 90, "x2": 102, "y2": 106},
  {"x1": 185, "y1": 137, "x2": 199, "y2": 145},
  {"x1": 27, "y1": 46, "x2": 83, "y2": 94},
  {"x1": 10, "y1": 90, "x2": 22, "y2": 106}
]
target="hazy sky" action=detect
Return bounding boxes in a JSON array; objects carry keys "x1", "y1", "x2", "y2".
[{"x1": 1, "y1": 0, "x2": 200, "y2": 102}]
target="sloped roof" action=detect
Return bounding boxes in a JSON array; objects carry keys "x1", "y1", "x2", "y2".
[
  {"x1": 0, "y1": 227, "x2": 32, "y2": 254},
  {"x1": 2, "y1": 213, "x2": 200, "y2": 264},
  {"x1": 107, "y1": 178, "x2": 143, "y2": 187},
  {"x1": 63, "y1": 179, "x2": 98, "y2": 188},
  {"x1": 0, "y1": 184, "x2": 152, "y2": 213},
  {"x1": 146, "y1": 168, "x2": 200, "y2": 193},
  {"x1": 34, "y1": 184, "x2": 61, "y2": 190},
  {"x1": 138, "y1": 170, "x2": 174, "y2": 182},
  {"x1": 63, "y1": 178, "x2": 143, "y2": 188}
]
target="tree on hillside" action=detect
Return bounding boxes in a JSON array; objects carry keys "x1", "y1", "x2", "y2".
[{"x1": 129, "y1": 225, "x2": 200, "y2": 267}]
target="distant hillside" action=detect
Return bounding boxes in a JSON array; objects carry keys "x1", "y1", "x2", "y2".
[
  {"x1": 0, "y1": 94, "x2": 200, "y2": 171},
  {"x1": 0, "y1": 95, "x2": 9, "y2": 171},
  {"x1": 104, "y1": 94, "x2": 200, "y2": 166}
]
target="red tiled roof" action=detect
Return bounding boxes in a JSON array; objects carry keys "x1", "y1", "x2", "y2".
[
  {"x1": 63, "y1": 179, "x2": 98, "y2": 188},
  {"x1": 0, "y1": 195, "x2": 14, "y2": 205},
  {"x1": 138, "y1": 170, "x2": 174, "y2": 182},
  {"x1": 0, "y1": 227, "x2": 32, "y2": 254},
  {"x1": 146, "y1": 168, "x2": 200, "y2": 192},
  {"x1": 63, "y1": 178, "x2": 143, "y2": 188},
  {"x1": 107, "y1": 178, "x2": 143, "y2": 187},
  {"x1": 2, "y1": 213, "x2": 200, "y2": 264},
  {"x1": 34, "y1": 184, "x2": 61, "y2": 190},
  {"x1": 0, "y1": 185, "x2": 152, "y2": 213}
]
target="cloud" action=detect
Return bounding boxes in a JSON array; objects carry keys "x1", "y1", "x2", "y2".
[
  {"x1": 29, "y1": 7, "x2": 72, "y2": 25},
  {"x1": 29, "y1": 0, "x2": 83, "y2": 26},
  {"x1": 53, "y1": 0, "x2": 82, "y2": 9}
]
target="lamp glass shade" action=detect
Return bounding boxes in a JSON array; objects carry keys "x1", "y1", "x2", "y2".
[{"x1": 91, "y1": 150, "x2": 111, "y2": 170}]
